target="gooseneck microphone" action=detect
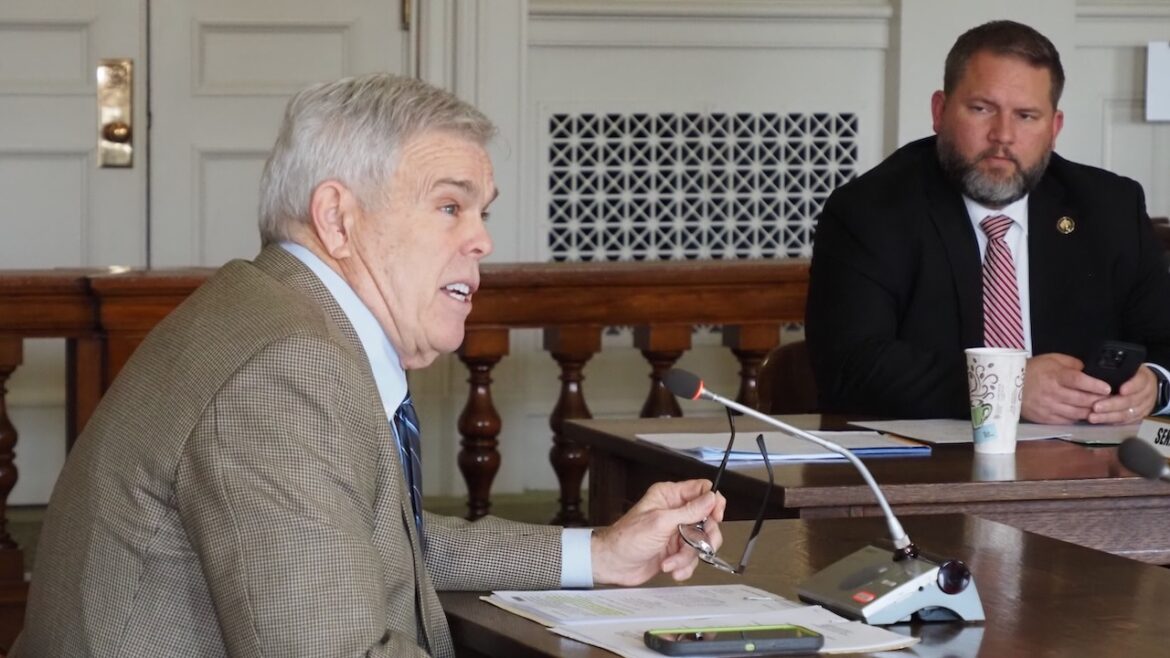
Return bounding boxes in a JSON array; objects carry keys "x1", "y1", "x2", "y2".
[
  {"x1": 1119, "y1": 437, "x2": 1170, "y2": 482},
  {"x1": 662, "y1": 368, "x2": 915, "y2": 556},
  {"x1": 663, "y1": 368, "x2": 986, "y2": 625}
]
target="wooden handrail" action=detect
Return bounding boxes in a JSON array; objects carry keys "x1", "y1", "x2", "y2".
[
  {"x1": 0, "y1": 258, "x2": 810, "y2": 580},
  {"x1": 472, "y1": 259, "x2": 808, "y2": 325},
  {"x1": 0, "y1": 271, "x2": 98, "y2": 336}
]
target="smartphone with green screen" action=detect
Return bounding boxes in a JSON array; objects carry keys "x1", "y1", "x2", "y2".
[{"x1": 643, "y1": 624, "x2": 824, "y2": 656}]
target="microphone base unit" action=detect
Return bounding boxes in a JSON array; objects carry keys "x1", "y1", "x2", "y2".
[{"x1": 798, "y1": 545, "x2": 986, "y2": 625}]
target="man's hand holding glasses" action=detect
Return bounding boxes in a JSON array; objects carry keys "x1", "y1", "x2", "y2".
[
  {"x1": 588, "y1": 406, "x2": 784, "y2": 585},
  {"x1": 590, "y1": 479, "x2": 727, "y2": 586},
  {"x1": 678, "y1": 408, "x2": 775, "y2": 575}
]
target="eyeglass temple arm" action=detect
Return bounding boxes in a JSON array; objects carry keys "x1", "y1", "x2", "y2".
[
  {"x1": 733, "y1": 433, "x2": 774, "y2": 574},
  {"x1": 710, "y1": 407, "x2": 736, "y2": 495},
  {"x1": 701, "y1": 390, "x2": 912, "y2": 552}
]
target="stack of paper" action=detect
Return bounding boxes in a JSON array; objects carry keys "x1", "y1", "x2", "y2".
[
  {"x1": 483, "y1": 584, "x2": 918, "y2": 656},
  {"x1": 636, "y1": 430, "x2": 930, "y2": 463}
]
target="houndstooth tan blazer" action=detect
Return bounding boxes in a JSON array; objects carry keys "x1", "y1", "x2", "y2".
[{"x1": 11, "y1": 246, "x2": 562, "y2": 657}]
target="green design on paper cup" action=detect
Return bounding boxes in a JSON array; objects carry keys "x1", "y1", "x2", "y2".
[{"x1": 970, "y1": 401, "x2": 992, "y2": 428}]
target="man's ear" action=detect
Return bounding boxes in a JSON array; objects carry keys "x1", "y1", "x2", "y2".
[
  {"x1": 309, "y1": 180, "x2": 358, "y2": 259},
  {"x1": 930, "y1": 90, "x2": 947, "y2": 134}
]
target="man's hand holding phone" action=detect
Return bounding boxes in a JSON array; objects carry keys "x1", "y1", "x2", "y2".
[
  {"x1": 1081, "y1": 341, "x2": 1158, "y2": 424},
  {"x1": 1020, "y1": 341, "x2": 1154, "y2": 425},
  {"x1": 1086, "y1": 364, "x2": 1158, "y2": 425},
  {"x1": 1021, "y1": 354, "x2": 1112, "y2": 424}
]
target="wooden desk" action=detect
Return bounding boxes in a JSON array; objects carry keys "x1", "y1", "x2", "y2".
[
  {"x1": 569, "y1": 415, "x2": 1170, "y2": 564},
  {"x1": 441, "y1": 515, "x2": 1170, "y2": 657}
]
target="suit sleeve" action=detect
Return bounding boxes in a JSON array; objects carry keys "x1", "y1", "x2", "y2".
[
  {"x1": 174, "y1": 333, "x2": 430, "y2": 658},
  {"x1": 806, "y1": 197, "x2": 969, "y2": 418},
  {"x1": 423, "y1": 513, "x2": 562, "y2": 592},
  {"x1": 1117, "y1": 183, "x2": 1170, "y2": 370}
]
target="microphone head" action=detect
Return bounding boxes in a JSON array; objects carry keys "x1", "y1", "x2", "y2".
[
  {"x1": 663, "y1": 369, "x2": 704, "y2": 400},
  {"x1": 1119, "y1": 437, "x2": 1168, "y2": 480}
]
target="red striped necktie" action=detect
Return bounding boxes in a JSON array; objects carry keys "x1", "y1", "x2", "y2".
[{"x1": 980, "y1": 214, "x2": 1025, "y2": 350}]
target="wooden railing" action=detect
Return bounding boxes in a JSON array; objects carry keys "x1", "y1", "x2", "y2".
[{"x1": 0, "y1": 258, "x2": 810, "y2": 589}]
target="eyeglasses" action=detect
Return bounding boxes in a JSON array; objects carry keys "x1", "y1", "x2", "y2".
[{"x1": 677, "y1": 407, "x2": 774, "y2": 575}]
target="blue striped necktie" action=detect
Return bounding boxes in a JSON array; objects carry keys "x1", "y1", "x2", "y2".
[{"x1": 393, "y1": 393, "x2": 426, "y2": 549}]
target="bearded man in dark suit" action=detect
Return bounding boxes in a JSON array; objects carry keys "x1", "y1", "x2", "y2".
[
  {"x1": 807, "y1": 20, "x2": 1170, "y2": 424},
  {"x1": 13, "y1": 74, "x2": 725, "y2": 657}
]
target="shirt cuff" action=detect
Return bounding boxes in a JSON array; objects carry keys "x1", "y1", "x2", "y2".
[
  {"x1": 1147, "y1": 363, "x2": 1170, "y2": 415},
  {"x1": 559, "y1": 527, "x2": 594, "y2": 588}
]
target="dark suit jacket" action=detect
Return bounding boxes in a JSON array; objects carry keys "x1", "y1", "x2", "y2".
[
  {"x1": 13, "y1": 246, "x2": 562, "y2": 658},
  {"x1": 806, "y1": 136, "x2": 1170, "y2": 419}
]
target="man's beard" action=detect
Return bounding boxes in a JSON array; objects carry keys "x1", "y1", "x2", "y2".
[{"x1": 937, "y1": 137, "x2": 1050, "y2": 208}]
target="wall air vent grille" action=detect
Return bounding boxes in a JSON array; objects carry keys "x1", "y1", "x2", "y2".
[{"x1": 547, "y1": 112, "x2": 858, "y2": 263}]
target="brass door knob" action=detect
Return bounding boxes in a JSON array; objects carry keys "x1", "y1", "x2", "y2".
[
  {"x1": 97, "y1": 58, "x2": 133, "y2": 167},
  {"x1": 101, "y1": 121, "x2": 132, "y2": 144}
]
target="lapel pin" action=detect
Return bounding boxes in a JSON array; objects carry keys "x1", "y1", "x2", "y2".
[{"x1": 1056, "y1": 216, "x2": 1075, "y2": 234}]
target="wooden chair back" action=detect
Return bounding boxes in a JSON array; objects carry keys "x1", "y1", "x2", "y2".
[{"x1": 756, "y1": 339, "x2": 818, "y2": 414}]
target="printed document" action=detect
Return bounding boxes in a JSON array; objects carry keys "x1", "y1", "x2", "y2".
[{"x1": 483, "y1": 584, "x2": 917, "y2": 656}]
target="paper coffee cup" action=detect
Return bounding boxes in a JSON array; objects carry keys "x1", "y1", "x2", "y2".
[
  {"x1": 965, "y1": 348, "x2": 1027, "y2": 454},
  {"x1": 973, "y1": 452, "x2": 1017, "y2": 481}
]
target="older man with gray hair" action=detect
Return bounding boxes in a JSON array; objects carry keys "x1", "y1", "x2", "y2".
[{"x1": 13, "y1": 74, "x2": 724, "y2": 657}]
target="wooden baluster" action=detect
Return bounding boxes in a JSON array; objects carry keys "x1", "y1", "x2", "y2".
[
  {"x1": 722, "y1": 324, "x2": 780, "y2": 410},
  {"x1": 634, "y1": 325, "x2": 692, "y2": 418},
  {"x1": 0, "y1": 338, "x2": 24, "y2": 583},
  {"x1": 545, "y1": 326, "x2": 600, "y2": 527},
  {"x1": 66, "y1": 336, "x2": 107, "y2": 450},
  {"x1": 456, "y1": 328, "x2": 509, "y2": 521}
]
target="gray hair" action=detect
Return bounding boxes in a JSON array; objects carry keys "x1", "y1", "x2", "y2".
[{"x1": 258, "y1": 73, "x2": 496, "y2": 245}]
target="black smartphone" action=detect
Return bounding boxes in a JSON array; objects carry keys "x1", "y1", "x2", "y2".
[
  {"x1": 1082, "y1": 340, "x2": 1146, "y2": 394},
  {"x1": 643, "y1": 624, "x2": 824, "y2": 656}
]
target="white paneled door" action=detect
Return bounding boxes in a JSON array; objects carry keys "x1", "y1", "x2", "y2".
[
  {"x1": 0, "y1": 0, "x2": 146, "y2": 270},
  {"x1": 149, "y1": 0, "x2": 412, "y2": 266}
]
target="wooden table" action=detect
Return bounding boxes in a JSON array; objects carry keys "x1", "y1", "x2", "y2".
[
  {"x1": 441, "y1": 515, "x2": 1170, "y2": 657},
  {"x1": 569, "y1": 415, "x2": 1170, "y2": 563}
]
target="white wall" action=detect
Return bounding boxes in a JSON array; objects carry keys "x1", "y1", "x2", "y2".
[
  {"x1": 1068, "y1": 3, "x2": 1170, "y2": 215},
  {"x1": 892, "y1": 0, "x2": 1075, "y2": 147},
  {"x1": 7, "y1": 0, "x2": 1170, "y2": 503}
]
